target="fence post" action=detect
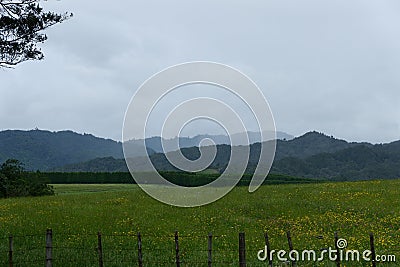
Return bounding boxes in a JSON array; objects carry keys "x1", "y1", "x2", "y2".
[
  {"x1": 369, "y1": 233, "x2": 376, "y2": 267},
  {"x1": 208, "y1": 233, "x2": 212, "y2": 267},
  {"x1": 334, "y1": 232, "x2": 341, "y2": 267},
  {"x1": 8, "y1": 235, "x2": 13, "y2": 267},
  {"x1": 97, "y1": 232, "x2": 103, "y2": 267},
  {"x1": 286, "y1": 231, "x2": 296, "y2": 267},
  {"x1": 46, "y1": 229, "x2": 53, "y2": 267},
  {"x1": 175, "y1": 231, "x2": 180, "y2": 267},
  {"x1": 239, "y1": 232, "x2": 246, "y2": 267},
  {"x1": 264, "y1": 232, "x2": 273, "y2": 267},
  {"x1": 137, "y1": 232, "x2": 143, "y2": 267}
]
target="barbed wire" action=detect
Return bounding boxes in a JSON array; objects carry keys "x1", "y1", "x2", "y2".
[{"x1": 0, "y1": 230, "x2": 398, "y2": 266}]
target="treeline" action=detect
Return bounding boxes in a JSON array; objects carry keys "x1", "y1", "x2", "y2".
[{"x1": 31, "y1": 172, "x2": 322, "y2": 186}]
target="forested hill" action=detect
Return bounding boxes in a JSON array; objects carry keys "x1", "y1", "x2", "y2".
[
  {"x1": 135, "y1": 131, "x2": 294, "y2": 153},
  {"x1": 273, "y1": 131, "x2": 369, "y2": 160},
  {"x1": 0, "y1": 130, "x2": 125, "y2": 170},
  {"x1": 0, "y1": 129, "x2": 292, "y2": 171},
  {"x1": 54, "y1": 132, "x2": 400, "y2": 181},
  {"x1": 271, "y1": 140, "x2": 400, "y2": 180}
]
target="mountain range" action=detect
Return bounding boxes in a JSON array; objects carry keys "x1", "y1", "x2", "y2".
[
  {"x1": 1, "y1": 129, "x2": 399, "y2": 181},
  {"x1": 0, "y1": 130, "x2": 124, "y2": 170},
  {"x1": 135, "y1": 131, "x2": 294, "y2": 153},
  {"x1": 0, "y1": 129, "x2": 291, "y2": 170},
  {"x1": 55, "y1": 131, "x2": 400, "y2": 181}
]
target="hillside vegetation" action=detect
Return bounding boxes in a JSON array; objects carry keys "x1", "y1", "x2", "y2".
[
  {"x1": 56, "y1": 132, "x2": 400, "y2": 181},
  {"x1": 0, "y1": 130, "x2": 124, "y2": 170},
  {"x1": 2, "y1": 130, "x2": 400, "y2": 181}
]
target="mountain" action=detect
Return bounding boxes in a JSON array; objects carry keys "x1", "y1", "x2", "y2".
[
  {"x1": 55, "y1": 131, "x2": 400, "y2": 181},
  {"x1": 0, "y1": 130, "x2": 148, "y2": 171},
  {"x1": 272, "y1": 142, "x2": 400, "y2": 180},
  {"x1": 273, "y1": 131, "x2": 369, "y2": 160},
  {"x1": 5, "y1": 129, "x2": 400, "y2": 181},
  {"x1": 132, "y1": 131, "x2": 293, "y2": 153},
  {"x1": 0, "y1": 129, "x2": 292, "y2": 171}
]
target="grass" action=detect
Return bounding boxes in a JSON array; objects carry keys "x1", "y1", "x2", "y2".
[
  {"x1": 0, "y1": 180, "x2": 399, "y2": 266},
  {"x1": 52, "y1": 183, "x2": 137, "y2": 195}
]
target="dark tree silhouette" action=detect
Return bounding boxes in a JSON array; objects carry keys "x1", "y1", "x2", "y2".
[
  {"x1": 0, "y1": 159, "x2": 54, "y2": 198},
  {"x1": 0, "y1": 0, "x2": 72, "y2": 68}
]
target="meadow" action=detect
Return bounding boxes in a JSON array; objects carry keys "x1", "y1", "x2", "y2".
[{"x1": 0, "y1": 180, "x2": 399, "y2": 266}]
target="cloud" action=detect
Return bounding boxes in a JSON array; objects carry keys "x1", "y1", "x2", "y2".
[{"x1": 0, "y1": 0, "x2": 399, "y2": 143}]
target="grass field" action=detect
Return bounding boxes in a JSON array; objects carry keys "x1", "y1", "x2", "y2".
[{"x1": 0, "y1": 180, "x2": 399, "y2": 266}]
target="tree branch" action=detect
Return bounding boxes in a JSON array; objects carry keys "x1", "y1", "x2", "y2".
[{"x1": 0, "y1": 0, "x2": 72, "y2": 68}]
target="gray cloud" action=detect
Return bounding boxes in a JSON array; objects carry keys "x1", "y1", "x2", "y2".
[{"x1": 0, "y1": 0, "x2": 399, "y2": 143}]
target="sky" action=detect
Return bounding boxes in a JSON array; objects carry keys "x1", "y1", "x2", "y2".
[{"x1": 1, "y1": 0, "x2": 399, "y2": 143}]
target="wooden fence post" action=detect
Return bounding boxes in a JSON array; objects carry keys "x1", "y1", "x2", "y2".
[
  {"x1": 286, "y1": 231, "x2": 296, "y2": 267},
  {"x1": 334, "y1": 232, "x2": 341, "y2": 267},
  {"x1": 369, "y1": 233, "x2": 376, "y2": 267},
  {"x1": 137, "y1": 232, "x2": 143, "y2": 267},
  {"x1": 46, "y1": 229, "x2": 53, "y2": 267},
  {"x1": 175, "y1": 231, "x2": 180, "y2": 267},
  {"x1": 208, "y1": 233, "x2": 212, "y2": 267},
  {"x1": 8, "y1": 235, "x2": 13, "y2": 267},
  {"x1": 264, "y1": 232, "x2": 273, "y2": 267},
  {"x1": 239, "y1": 232, "x2": 246, "y2": 267},
  {"x1": 97, "y1": 232, "x2": 103, "y2": 267}
]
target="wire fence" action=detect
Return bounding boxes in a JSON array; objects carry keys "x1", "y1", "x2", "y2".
[{"x1": 0, "y1": 230, "x2": 398, "y2": 267}]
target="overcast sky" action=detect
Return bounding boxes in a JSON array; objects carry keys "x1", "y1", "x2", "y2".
[{"x1": 1, "y1": 0, "x2": 399, "y2": 143}]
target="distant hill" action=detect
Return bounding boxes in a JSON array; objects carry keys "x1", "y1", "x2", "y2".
[
  {"x1": 272, "y1": 141, "x2": 400, "y2": 180},
  {"x1": 132, "y1": 131, "x2": 294, "y2": 153},
  {"x1": 274, "y1": 131, "x2": 368, "y2": 160},
  {"x1": 0, "y1": 130, "x2": 147, "y2": 171},
  {"x1": 55, "y1": 131, "x2": 400, "y2": 181},
  {"x1": 4, "y1": 129, "x2": 400, "y2": 181},
  {"x1": 0, "y1": 129, "x2": 291, "y2": 171}
]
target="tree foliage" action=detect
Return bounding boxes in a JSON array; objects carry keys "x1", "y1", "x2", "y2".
[
  {"x1": 0, "y1": 130, "x2": 125, "y2": 171},
  {"x1": 0, "y1": 0, "x2": 72, "y2": 68},
  {"x1": 0, "y1": 159, "x2": 54, "y2": 198}
]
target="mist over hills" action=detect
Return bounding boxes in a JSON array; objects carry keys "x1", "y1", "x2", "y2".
[
  {"x1": 137, "y1": 131, "x2": 294, "y2": 153},
  {"x1": 1, "y1": 129, "x2": 399, "y2": 181},
  {"x1": 0, "y1": 129, "x2": 292, "y2": 171},
  {"x1": 52, "y1": 131, "x2": 400, "y2": 181}
]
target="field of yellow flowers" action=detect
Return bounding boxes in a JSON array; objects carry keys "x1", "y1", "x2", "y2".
[{"x1": 0, "y1": 180, "x2": 399, "y2": 266}]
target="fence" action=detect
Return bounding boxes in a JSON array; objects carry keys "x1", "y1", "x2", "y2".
[{"x1": 1, "y1": 230, "x2": 395, "y2": 266}]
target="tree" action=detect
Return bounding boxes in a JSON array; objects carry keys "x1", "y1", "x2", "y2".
[
  {"x1": 0, "y1": 172, "x2": 7, "y2": 197},
  {"x1": 0, "y1": 159, "x2": 54, "y2": 198},
  {"x1": 0, "y1": 0, "x2": 72, "y2": 68},
  {"x1": 0, "y1": 159, "x2": 25, "y2": 197},
  {"x1": 0, "y1": 158, "x2": 24, "y2": 178}
]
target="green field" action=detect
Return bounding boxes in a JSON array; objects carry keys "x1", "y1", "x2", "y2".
[{"x1": 0, "y1": 180, "x2": 399, "y2": 266}]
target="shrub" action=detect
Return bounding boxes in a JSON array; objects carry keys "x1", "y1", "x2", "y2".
[{"x1": 0, "y1": 159, "x2": 54, "y2": 198}]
